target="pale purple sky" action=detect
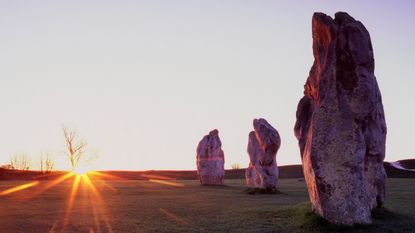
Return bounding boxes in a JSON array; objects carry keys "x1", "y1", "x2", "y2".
[{"x1": 0, "y1": 0, "x2": 414, "y2": 170}]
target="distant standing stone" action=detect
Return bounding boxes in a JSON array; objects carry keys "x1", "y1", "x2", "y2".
[
  {"x1": 196, "y1": 129, "x2": 225, "y2": 185},
  {"x1": 246, "y1": 118, "x2": 280, "y2": 192},
  {"x1": 294, "y1": 12, "x2": 387, "y2": 225}
]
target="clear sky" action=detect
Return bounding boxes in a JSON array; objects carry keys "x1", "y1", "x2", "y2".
[{"x1": 0, "y1": 0, "x2": 414, "y2": 171}]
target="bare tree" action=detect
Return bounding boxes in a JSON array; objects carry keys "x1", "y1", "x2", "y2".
[
  {"x1": 40, "y1": 152, "x2": 55, "y2": 173},
  {"x1": 10, "y1": 153, "x2": 31, "y2": 170},
  {"x1": 45, "y1": 156, "x2": 55, "y2": 173},
  {"x1": 10, "y1": 156, "x2": 17, "y2": 170},
  {"x1": 40, "y1": 154, "x2": 44, "y2": 173},
  {"x1": 231, "y1": 163, "x2": 240, "y2": 170},
  {"x1": 63, "y1": 126, "x2": 87, "y2": 171}
]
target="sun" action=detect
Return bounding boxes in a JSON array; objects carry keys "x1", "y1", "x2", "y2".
[{"x1": 72, "y1": 165, "x2": 92, "y2": 176}]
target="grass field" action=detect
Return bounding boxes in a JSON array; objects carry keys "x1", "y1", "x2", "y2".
[{"x1": 0, "y1": 177, "x2": 414, "y2": 233}]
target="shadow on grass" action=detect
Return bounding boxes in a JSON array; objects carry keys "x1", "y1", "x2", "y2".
[
  {"x1": 244, "y1": 188, "x2": 282, "y2": 195},
  {"x1": 199, "y1": 184, "x2": 240, "y2": 190},
  {"x1": 291, "y1": 203, "x2": 415, "y2": 233}
]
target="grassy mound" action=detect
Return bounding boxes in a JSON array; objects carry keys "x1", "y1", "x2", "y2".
[{"x1": 291, "y1": 203, "x2": 415, "y2": 233}]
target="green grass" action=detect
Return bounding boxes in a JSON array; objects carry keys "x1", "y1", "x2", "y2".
[
  {"x1": 292, "y1": 204, "x2": 415, "y2": 233},
  {"x1": 0, "y1": 178, "x2": 414, "y2": 232}
]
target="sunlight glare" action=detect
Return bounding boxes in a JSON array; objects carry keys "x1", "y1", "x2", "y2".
[
  {"x1": 73, "y1": 166, "x2": 92, "y2": 176},
  {"x1": 21, "y1": 173, "x2": 75, "y2": 201},
  {"x1": 63, "y1": 175, "x2": 81, "y2": 228},
  {"x1": 0, "y1": 181, "x2": 39, "y2": 196},
  {"x1": 149, "y1": 179, "x2": 184, "y2": 187},
  {"x1": 83, "y1": 175, "x2": 114, "y2": 233},
  {"x1": 159, "y1": 208, "x2": 189, "y2": 225}
]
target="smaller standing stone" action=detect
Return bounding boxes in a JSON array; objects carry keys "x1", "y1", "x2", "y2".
[
  {"x1": 196, "y1": 129, "x2": 225, "y2": 185},
  {"x1": 246, "y1": 118, "x2": 280, "y2": 192}
]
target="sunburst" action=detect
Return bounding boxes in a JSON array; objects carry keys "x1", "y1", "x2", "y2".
[
  {"x1": 0, "y1": 168, "x2": 189, "y2": 232},
  {"x1": 0, "y1": 169, "x2": 115, "y2": 232}
]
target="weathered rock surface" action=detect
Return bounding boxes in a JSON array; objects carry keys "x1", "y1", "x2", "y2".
[
  {"x1": 246, "y1": 118, "x2": 280, "y2": 191},
  {"x1": 294, "y1": 12, "x2": 387, "y2": 225},
  {"x1": 196, "y1": 129, "x2": 225, "y2": 185}
]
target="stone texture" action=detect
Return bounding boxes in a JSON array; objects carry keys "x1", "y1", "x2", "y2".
[
  {"x1": 196, "y1": 129, "x2": 225, "y2": 185},
  {"x1": 294, "y1": 12, "x2": 387, "y2": 225},
  {"x1": 246, "y1": 118, "x2": 280, "y2": 191}
]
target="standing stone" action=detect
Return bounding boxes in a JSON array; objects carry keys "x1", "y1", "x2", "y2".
[
  {"x1": 246, "y1": 118, "x2": 280, "y2": 192},
  {"x1": 196, "y1": 129, "x2": 225, "y2": 185},
  {"x1": 294, "y1": 12, "x2": 387, "y2": 225}
]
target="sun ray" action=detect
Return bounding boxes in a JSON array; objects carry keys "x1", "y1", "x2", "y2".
[
  {"x1": 141, "y1": 174, "x2": 176, "y2": 180},
  {"x1": 149, "y1": 179, "x2": 184, "y2": 187},
  {"x1": 88, "y1": 171, "x2": 123, "y2": 180},
  {"x1": 41, "y1": 173, "x2": 75, "y2": 191},
  {"x1": 80, "y1": 177, "x2": 91, "y2": 232},
  {"x1": 0, "y1": 181, "x2": 39, "y2": 196},
  {"x1": 20, "y1": 173, "x2": 75, "y2": 201},
  {"x1": 83, "y1": 175, "x2": 114, "y2": 233},
  {"x1": 48, "y1": 220, "x2": 59, "y2": 233},
  {"x1": 62, "y1": 175, "x2": 81, "y2": 229},
  {"x1": 159, "y1": 208, "x2": 189, "y2": 225},
  {"x1": 102, "y1": 211, "x2": 114, "y2": 233},
  {"x1": 90, "y1": 199, "x2": 102, "y2": 233},
  {"x1": 94, "y1": 179, "x2": 118, "y2": 192},
  {"x1": 82, "y1": 175, "x2": 102, "y2": 199},
  {"x1": 16, "y1": 172, "x2": 118, "y2": 232},
  {"x1": 86, "y1": 172, "x2": 119, "y2": 192}
]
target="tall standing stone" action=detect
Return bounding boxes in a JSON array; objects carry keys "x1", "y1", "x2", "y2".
[
  {"x1": 294, "y1": 12, "x2": 387, "y2": 225},
  {"x1": 246, "y1": 118, "x2": 280, "y2": 191},
  {"x1": 196, "y1": 129, "x2": 225, "y2": 185}
]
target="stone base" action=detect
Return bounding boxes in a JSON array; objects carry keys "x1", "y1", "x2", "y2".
[{"x1": 199, "y1": 175, "x2": 224, "y2": 185}]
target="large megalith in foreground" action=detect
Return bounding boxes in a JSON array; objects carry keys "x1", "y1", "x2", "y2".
[
  {"x1": 196, "y1": 129, "x2": 225, "y2": 185},
  {"x1": 294, "y1": 12, "x2": 387, "y2": 225},
  {"x1": 246, "y1": 118, "x2": 280, "y2": 192}
]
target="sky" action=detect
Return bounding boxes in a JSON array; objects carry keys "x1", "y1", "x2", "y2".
[{"x1": 0, "y1": 0, "x2": 414, "y2": 171}]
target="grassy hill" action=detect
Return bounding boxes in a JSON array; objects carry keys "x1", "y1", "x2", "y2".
[
  {"x1": 0, "y1": 178, "x2": 414, "y2": 232},
  {"x1": 1, "y1": 159, "x2": 414, "y2": 180},
  {"x1": 384, "y1": 162, "x2": 415, "y2": 178},
  {"x1": 397, "y1": 159, "x2": 415, "y2": 169}
]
